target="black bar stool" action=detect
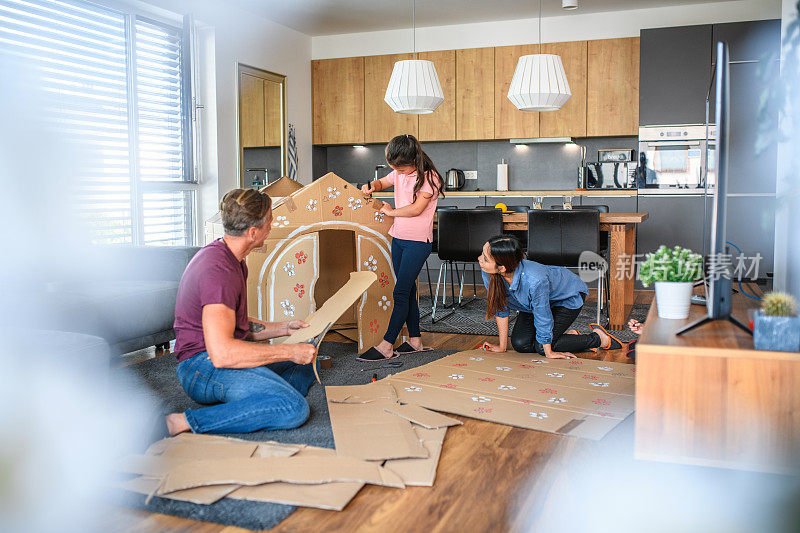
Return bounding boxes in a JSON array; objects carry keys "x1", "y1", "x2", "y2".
[
  {"x1": 420, "y1": 206, "x2": 458, "y2": 318},
  {"x1": 434, "y1": 209, "x2": 503, "y2": 322},
  {"x1": 527, "y1": 209, "x2": 608, "y2": 325}
]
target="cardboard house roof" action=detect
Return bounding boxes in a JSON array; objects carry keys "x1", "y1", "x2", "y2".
[{"x1": 260, "y1": 176, "x2": 304, "y2": 198}]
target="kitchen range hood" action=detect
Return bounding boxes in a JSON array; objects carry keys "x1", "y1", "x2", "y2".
[{"x1": 510, "y1": 137, "x2": 574, "y2": 144}]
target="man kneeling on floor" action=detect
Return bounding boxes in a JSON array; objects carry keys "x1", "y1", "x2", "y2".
[{"x1": 165, "y1": 188, "x2": 317, "y2": 436}]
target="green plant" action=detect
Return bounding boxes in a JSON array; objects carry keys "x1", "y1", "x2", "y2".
[
  {"x1": 762, "y1": 291, "x2": 798, "y2": 316},
  {"x1": 638, "y1": 245, "x2": 703, "y2": 287}
]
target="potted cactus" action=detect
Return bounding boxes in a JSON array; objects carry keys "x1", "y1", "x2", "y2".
[
  {"x1": 754, "y1": 292, "x2": 800, "y2": 352},
  {"x1": 639, "y1": 245, "x2": 704, "y2": 319}
]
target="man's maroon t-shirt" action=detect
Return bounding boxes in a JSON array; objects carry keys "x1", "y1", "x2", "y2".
[{"x1": 174, "y1": 239, "x2": 249, "y2": 363}]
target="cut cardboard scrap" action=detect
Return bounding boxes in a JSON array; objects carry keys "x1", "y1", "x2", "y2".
[
  {"x1": 387, "y1": 349, "x2": 636, "y2": 441},
  {"x1": 327, "y1": 383, "x2": 429, "y2": 461},
  {"x1": 384, "y1": 404, "x2": 463, "y2": 430},
  {"x1": 383, "y1": 426, "x2": 448, "y2": 487},
  {"x1": 115, "y1": 476, "x2": 238, "y2": 506},
  {"x1": 158, "y1": 455, "x2": 404, "y2": 494},
  {"x1": 281, "y1": 270, "x2": 377, "y2": 384}
]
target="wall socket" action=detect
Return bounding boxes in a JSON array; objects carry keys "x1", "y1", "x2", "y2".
[{"x1": 464, "y1": 170, "x2": 478, "y2": 180}]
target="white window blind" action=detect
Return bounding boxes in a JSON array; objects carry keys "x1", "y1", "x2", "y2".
[{"x1": 0, "y1": 0, "x2": 196, "y2": 246}]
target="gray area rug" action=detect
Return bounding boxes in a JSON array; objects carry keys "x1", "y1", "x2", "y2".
[
  {"x1": 117, "y1": 341, "x2": 456, "y2": 531},
  {"x1": 419, "y1": 295, "x2": 649, "y2": 343}
]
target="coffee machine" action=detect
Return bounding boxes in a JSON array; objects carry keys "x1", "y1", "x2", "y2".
[{"x1": 580, "y1": 149, "x2": 637, "y2": 189}]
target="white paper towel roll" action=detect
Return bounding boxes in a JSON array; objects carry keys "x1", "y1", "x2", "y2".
[{"x1": 497, "y1": 162, "x2": 508, "y2": 191}]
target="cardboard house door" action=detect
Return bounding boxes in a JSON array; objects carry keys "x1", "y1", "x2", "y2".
[
  {"x1": 356, "y1": 233, "x2": 395, "y2": 351},
  {"x1": 267, "y1": 233, "x2": 320, "y2": 323}
]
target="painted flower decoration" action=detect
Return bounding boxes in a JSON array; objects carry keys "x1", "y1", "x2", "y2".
[
  {"x1": 545, "y1": 372, "x2": 564, "y2": 378},
  {"x1": 272, "y1": 215, "x2": 290, "y2": 228},
  {"x1": 453, "y1": 363, "x2": 467, "y2": 367},
  {"x1": 590, "y1": 382, "x2": 610, "y2": 387},
  {"x1": 448, "y1": 374, "x2": 464, "y2": 380},
  {"x1": 469, "y1": 356, "x2": 484, "y2": 361},
  {"x1": 498, "y1": 384, "x2": 516, "y2": 391},
  {"x1": 440, "y1": 383, "x2": 457, "y2": 389},
  {"x1": 592, "y1": 399, "x2": 610, "y2": 405},
  {"x1": 547, "y1": 397, "x2": 567, "y2": 404},
  {"x1": 471, "y1": 396, "x2": 491, "y2": 403},
  {"x1": 597, "y1": 366, "x2": 613, "y2": 371},
  {"x1": 332, "y1": 205, "x2": 343, "y2": 217},
  {"x1": 582, "y1": 374, "x2": 599, "y2": 381},
  {"x1": 378, "y1": 295, "x2": 391, "y2": 310},
  {"x1": 295, "y1": 251, "x2": 307, "y2": 264},
  {"x1": 347, "y1": 196, "x2": 363, "y2": 210},
  {"x1": 326, "y1": 186, "x2": 341, "y2": 199},
  {"x1": 569, "y1": 360, "x2": 584, "y2": 365},
  {"x1": 539, "y1": 388, "x2": 557, "y2": 394},
  {"x1": 369, "y1": 319, "x2": 380, "y2": 333},
  {"x1": 363, "y1": 255, "x2": 378, "y2": 271},
  {"x1": 379, "y1": 272, "x2": 389, "y2": 287},
  {"x1": 413, "y1": 372, "x2": 429, "y2": 378},
  {"x1": 374, "y1": 211, "x2": 385, "y2": 222},
  {"x1": 404, "y1": 386, "x2": 421, "y2": 392},
  {"x1": 474, "y1": 407, "x2": 492, "y2": 414},
  {"x1": 283, "y1": 262, "x2": 296, "y2": 277},
  {"x1": 306, "y1": 199, "x2": 318, "y2": 211},
  {"x1": 496, "y1": 366, "x2": 511, "y2": 372},
  {"x1": 280, "y1": 299, "x2": 295, "y2": 317},
  {"x1": 529, "y1": 412, "x2": 549, "y2": 420},
  {"x1": 478, "y1": 377, "x2": 495, "y2": 382},
  {"x1": 293, "y1": 283, "x2": 305, "y2": 298},
  {"x1": 519, "y1": 364, "x2": 535, "y2": 369},
  {"x1": 530, "y1": 359, "x2": 548, "y2": 364}
]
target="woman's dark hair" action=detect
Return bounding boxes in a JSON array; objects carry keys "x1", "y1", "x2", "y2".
[
  {"x1": 385, "y1": 134, "x2": 444, "y2": 201},
  {"x1": 485, "y1": 235, "x2": 524, "y2": 319}
]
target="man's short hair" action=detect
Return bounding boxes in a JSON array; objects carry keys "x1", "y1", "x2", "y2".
[{"x1": 220, "y1": 188, "x2": 272, "y2": 236}]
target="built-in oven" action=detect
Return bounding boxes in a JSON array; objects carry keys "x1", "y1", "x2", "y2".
[{"x1": 638, "y1": 125, "x2": 715, "y2": 189}]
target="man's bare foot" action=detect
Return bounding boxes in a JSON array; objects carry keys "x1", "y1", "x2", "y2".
[
  {"x1": 566, "y1": 329, "x2": 580, "y2": 335},
  {"x1": 165, "y1": 413, "x2": 191, "y2": 436},
  {"x1": 590, "y1": 326, "x2": 612, "y2": 349}
]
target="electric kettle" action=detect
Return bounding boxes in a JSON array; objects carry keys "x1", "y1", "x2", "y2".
[{"x1": 445, "y1": 168, "x2": 465, "y2": 191}]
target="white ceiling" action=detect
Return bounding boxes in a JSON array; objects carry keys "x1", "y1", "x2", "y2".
[{"x1": 226, "y1": 0, "x2": 735, "y2": 36}]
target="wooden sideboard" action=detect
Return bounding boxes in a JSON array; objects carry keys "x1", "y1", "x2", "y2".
[{"x1": 635, "y1": 287, "x2": 800, "y2": 475}]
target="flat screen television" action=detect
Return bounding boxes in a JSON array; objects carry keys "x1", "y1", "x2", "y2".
[{"x1": 676, "y1": 41, "x2": 751, "y2": 336}]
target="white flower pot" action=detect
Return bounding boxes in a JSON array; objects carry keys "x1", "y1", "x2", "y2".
[{"x1": 654, "y1": 281, "x2": 693, "y2": 319}]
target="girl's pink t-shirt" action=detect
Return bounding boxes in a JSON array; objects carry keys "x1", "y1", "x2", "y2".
[{"x1": 384, "y1": 169, "x2": 439, "y2": 243}]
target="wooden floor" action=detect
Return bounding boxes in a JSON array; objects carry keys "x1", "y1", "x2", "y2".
[{"x1": 112, "y1": 289, "x2": 790, "y2": 532}]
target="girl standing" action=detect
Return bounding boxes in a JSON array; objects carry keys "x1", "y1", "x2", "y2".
[
  {"x1": 477, "y1": 235, "x2": 623, "y2": 358},
  {"x1": 357, "y1": 134, "x2": 444, "y2": 361}
]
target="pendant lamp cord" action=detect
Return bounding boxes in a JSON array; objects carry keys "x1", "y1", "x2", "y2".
[
  {"x1": 412, "y1": 0, "x2": 416, "y2": 59},
  {"x1": 538, "y1": 0, "x2": 542, "y2": 55}
]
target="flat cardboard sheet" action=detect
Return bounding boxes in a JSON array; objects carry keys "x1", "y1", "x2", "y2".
[
  {"x1": 383, "y1": 426, "x2": 448, "y2": 487},
  {"x1": 158, "y1": 455, "x2": 404, "y2": 494},
  {"x1": 326, "y1": 383, "x2": 429, "y2": 461},
  {"x1": 387, "y1": 349, "x2": 636, "y2": 440},
  {"x1": 383, "y1": 404, "x2": 463, "y2": 429}
]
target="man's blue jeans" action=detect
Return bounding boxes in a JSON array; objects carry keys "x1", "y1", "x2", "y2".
[{"x1": 175, "y1": 351, "x2": 315, "y2": 434}]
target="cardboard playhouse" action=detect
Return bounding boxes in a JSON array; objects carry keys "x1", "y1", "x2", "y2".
[{"x1": 207, "y1": 173, "x2": 396, "y2": 351}]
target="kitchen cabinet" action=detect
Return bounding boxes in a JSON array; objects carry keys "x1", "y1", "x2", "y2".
[
  {"x1": 494, "y1": 44, "x2": 540, "y2": 139},
  {"x1": 587, "y1": 37, "x2": 640, "y2": 136},
  {"x1": 418, "y1": 50, "x2": 457, "y2": 142},
  {"x1": 263, "y1": 79, "x2": 283, "y2": 147},
  {"x1": 636, "y1": 195, "x2": 707, "y2": 278},
  {"x1": 579, "y1": 195, "x2": 636, "y2": 214},
  {"x1": 456, "y1": 47, "x2": 495, "y2": 140},
  {"x1": 720, "y1": 195, "x2": 775, "y2": 279},
  {"x1": 312, "y1": 57, "x2": 365, "y2": 144},
  {"x1": 240, "y1": 73, "x2": 265, "y2": 148},
  {"x1": 540, "y1": 40, "x2": 588, "y2": 138},
  {"x1": 639, "y1": 25, "x2": 712, "y2": 126},
  {"x1": 364, "y1": 53, "x2": 418, "y2": 143},
  {"x1": 712, "y1": 19, "x2": 781, "y2": 62}
]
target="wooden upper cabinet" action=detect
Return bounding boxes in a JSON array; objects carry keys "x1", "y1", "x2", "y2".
[
  {"x1": 587, "y1": 37, "x2": 640, "y2": 136},
  {"x1": 494, "y1": 44, "x2": 539, "y2": 139},
  {"x1": 540, "y1": 41, "x2": 588, "y2": 137},
  {"x1": 456, "y1": 47, "x2": 495, "y2": 140},
  {"x1": 364, "y1": 53, "x2": 418, "y2": 144},
  {"x1": 263, "y1": 79, "x2": 283, "y2": 147},
  {"x1": 312, "y1": 57, "x2": 365, "y2": 144},
  {"x1": 240, "y1": 73, "x2": 265, "y2": 147},
  {"x1": 418, "y1": 50, "x2": 456, "y2": 142}
]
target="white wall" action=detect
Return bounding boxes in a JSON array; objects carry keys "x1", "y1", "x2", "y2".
[
  {"x1": 312, "y1": 0, "x2": 781, "y2": 59},
  {"x1": 773, "y1": 0, "x2": 800, "y2": 295},
  {"x1": 130, "y1": 0, "x2": 313, "y2": 232}
]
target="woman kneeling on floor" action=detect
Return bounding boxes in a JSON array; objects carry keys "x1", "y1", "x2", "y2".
[{"x1": 477, "y1": 235, "x2": 622, "y2": 359}]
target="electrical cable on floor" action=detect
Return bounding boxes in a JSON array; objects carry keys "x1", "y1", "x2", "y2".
[{"x1": 726, "y1": 241, "x2": 762, "y2": 301}]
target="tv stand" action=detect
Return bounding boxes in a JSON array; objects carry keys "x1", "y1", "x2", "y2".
[{"x1": 675, "y1": 313, "x2": 751, "y2": 336}]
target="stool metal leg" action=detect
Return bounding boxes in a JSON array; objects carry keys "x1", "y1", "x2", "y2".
[
  {"x1": 596, "y1": 265, "x2": 602, "y2": 325},
  {"x1": 431, "y1": 261, "x2": 454, "y2": 323}
]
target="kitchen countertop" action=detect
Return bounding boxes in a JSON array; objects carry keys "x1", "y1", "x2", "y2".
[{"x1": 373, "y1": 189, "x2": 638, "y2": 197}]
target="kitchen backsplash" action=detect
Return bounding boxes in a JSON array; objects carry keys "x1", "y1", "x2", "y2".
[{"x1": 313, "y1": 137, "x2": 637, "y2": 190}]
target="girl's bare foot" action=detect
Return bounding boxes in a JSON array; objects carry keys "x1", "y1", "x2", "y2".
[
  {"x1": 374, "y1": 340, "x2": 395, "y2": 358},
  {"x1": 408, "y1": 337, "x2": 424, "y2": 350},
  {"x1": 165, "y1": 413, "x2": 191, "y2": 436}
]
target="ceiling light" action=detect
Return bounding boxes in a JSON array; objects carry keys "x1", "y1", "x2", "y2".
[
  {"x1": 507, "y1": 0, "x2": 572, "y2": 112},
  {"x1": 384, "y1": 0, "x2": 444, "y2": 114},
  {"x1": 562, "y1": 0, "x2": 578, "y2": 9}
]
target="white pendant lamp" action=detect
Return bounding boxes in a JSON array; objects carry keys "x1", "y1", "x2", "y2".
[
  {"x1": 384, "y1": 0, "x2": 444, "y2": 114},
  {"x1": 507, "y1": 0, "x2": 572, "y2": 112}
]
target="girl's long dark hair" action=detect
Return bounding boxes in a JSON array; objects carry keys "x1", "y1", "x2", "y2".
[
  {"x1": 485, "y1": 235, "x2": 524, "y2": 319},
  {"x1": 385, "y1": 134, "x2": 444, "y2": 201}
]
